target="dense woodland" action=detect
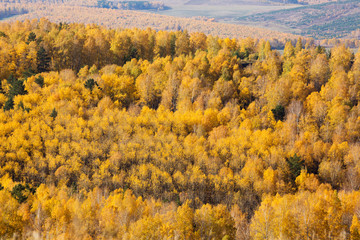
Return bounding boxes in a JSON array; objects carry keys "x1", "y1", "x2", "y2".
[
  {"x1": 1, "y1": 19, "x2": 360, "y2": 239},
  {"x1": 96, "y1": 0, "x2": 168, "y2": 10}
]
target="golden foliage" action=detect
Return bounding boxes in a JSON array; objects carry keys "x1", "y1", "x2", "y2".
[{"x1": 0, "y1": 20, "x2": 359, "y2": 239}]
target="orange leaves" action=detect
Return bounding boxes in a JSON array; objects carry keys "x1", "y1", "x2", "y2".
[
  {"x1": 202, "y1": 108, "x2": 219, "y2": 132},
  {"x1": 129, "y1": 164, "x2": 174, "y2": 198},
  {"x1": 251, "y1": 186, "x2": 346, "y2": 240},
  {"x1": 174, "y1": 201, "x2": 195, "y2": 239},
  {"x1": 329, "y1": 44, "x2": 353, "y2": 72},
  {"x1": 351, "y1": 215, "x2": 360, "y2": 240},
  {"x1": 194, "y1": 204, "x2": 236, "y2": 239},
  {"x1": 295, "y1": 169, "x2": 320, "y2": 192},
  {"x1": 2, "y1": 20, "x2": 360, "y2": 239},
  {"x1": 0, "y1": 189, "x2": 24, "y2": 237},
  {"x1": 101, "y1": 73, "x2": 136, "y2": 108}
]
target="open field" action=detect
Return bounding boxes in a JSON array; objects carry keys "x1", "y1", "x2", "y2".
[{"x1": 236, "y1": 0, "x2": 360, "y2": 39}]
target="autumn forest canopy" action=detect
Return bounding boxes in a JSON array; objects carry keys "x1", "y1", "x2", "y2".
[{"x1": 2, "y1": 19, "x2": 360, "y2": 239}]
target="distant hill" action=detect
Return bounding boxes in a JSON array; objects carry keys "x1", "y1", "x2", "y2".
[
  {"x1": 1, "y1": 4, "x2": 298, "y2": 43},
  {"x1": 237, "y1": 0, "x2": 360, "y2": 39},
  {"x1": 178, "y1": 0, "x2": 337, "y2": 5},
  {"x1": 297, "y1": 0, "x2": 338, "y2": 4},
  {"x1": 0, "y1": 0, "x2": 356, "y2": 40},
  {"x1": 269, "y1": 0, "x2": 338, "y2": 4}
]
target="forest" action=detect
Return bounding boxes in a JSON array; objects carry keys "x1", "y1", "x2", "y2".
[
  {"x1": 1, "y1": 0, "x2": 359, "y2": 44},
  {"x1": 96, "y1": 0, "x2": 169, "y2": 11},
  {"x1": 237, "y1": 0, "x2": 360, "y2": 39},
  {"x1": 1, "y1": 19, "x2": 360, "y2": 239},
  {"x1": 1, "y1": 4, "x2": 299, "y2": 45}
]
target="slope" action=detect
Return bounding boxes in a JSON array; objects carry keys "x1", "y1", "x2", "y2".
[
  {"x1": 3, "y1": 5, "x2": 298, "y2": 41},
  {"x1": 237, "y1": 0, "x2": 360, "y2": 39}
]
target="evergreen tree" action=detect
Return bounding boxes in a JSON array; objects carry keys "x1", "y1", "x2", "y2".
[
  {"x1": 58, "y1": 22, "x2": 69, "y2": 30},
  {"x1": 35, "y1": 75, "x2": 44, "y2": 88},
  {"x1": 84, "y1": 78, "x2": 98, "y2": 91},
  {"x1": 129, "y1": 46, "x2": 138, "y2": 61},
  {"x1": 3, "y1": 97, "x2": 14, "y2": 111},
  {"x1": 22, "y1": 68, "x2": 36, "y2": 79},
  {"x1": 286, "y1": 154, "x2": 304, "y2": 183},
  {"x1": 50, "y1": 108, "x2": 57, "y2": 119},
  {"x1": 8, "y1": 78, "x2": 27, "y2": 97},
  {"x1": 271, "y1": 105, "x2": 285, "y2": 121},
  {"x1": 170, "y1": 34, "x2": 176, "y2": 57},
  {"x1": 37, "y1": 46, "x2": 51, "y2": 73},
  {"x1": 4, "y1": 74, "x2": 32, "y2": 111},
  {"x1": 10, "y1": 184, "x2": 35, "y2": 204},
  {"x1": 26, "y1": 32, "x2": 36, "y2": 44},
  {"x1": 10, "y1": 184, "x2": 27, "y2": 204}
]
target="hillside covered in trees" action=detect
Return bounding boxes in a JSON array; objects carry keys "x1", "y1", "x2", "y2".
[
  {"x1": 237, "y1": 0, "x2": 360, "y2": 39},
  {"x1": 1, "y1": 19, "x2": 360, "y2": 239},
  {"x1": 0, "y1": 5, "x2": 298, "y2": 43},
  {"x1": 1, "y1": 0, "x2": 358, "y2": 41},
  {"x1": 164, "y1": 0, "x2": 337, "y2": 5}
]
